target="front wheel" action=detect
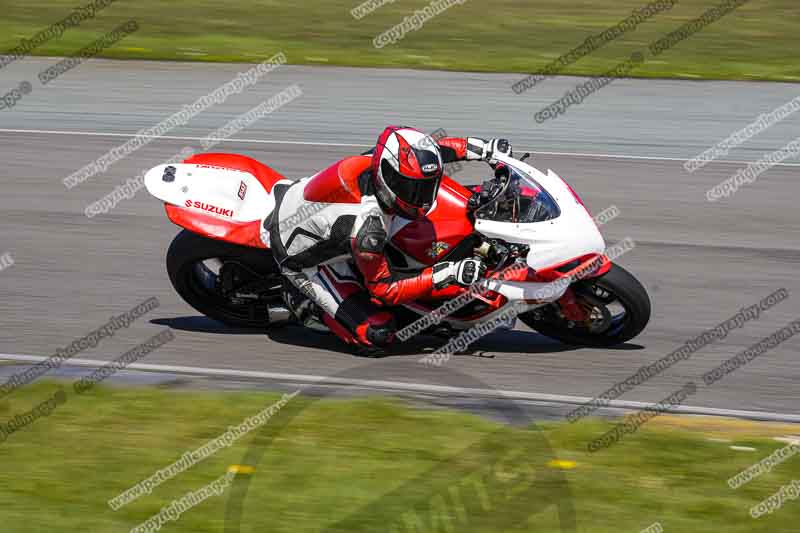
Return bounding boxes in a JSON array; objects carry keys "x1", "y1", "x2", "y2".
[{"x1": 519, "y1": 264, "x2": 651, "y2": 347}]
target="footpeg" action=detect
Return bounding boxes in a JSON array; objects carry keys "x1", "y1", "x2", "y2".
[{"x1": 266, "y1": 304, "x2": 292, "y2": 326}]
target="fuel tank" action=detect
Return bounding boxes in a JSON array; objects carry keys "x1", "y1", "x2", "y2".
[{"x1": 389, "y1": 176, "x2": 475, "y2": 266}]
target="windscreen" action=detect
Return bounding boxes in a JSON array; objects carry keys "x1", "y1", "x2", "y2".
[{"x1": 476, "y1": 165, "x2": 560, "y2": 223}]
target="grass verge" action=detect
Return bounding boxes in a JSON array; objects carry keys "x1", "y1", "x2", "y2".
[
  {"x1": 0, "y1": 0, "x2": 798, "y2": 82},
  {"x1": 1, "y1": 381, "x2": 799, "y2": 531}
]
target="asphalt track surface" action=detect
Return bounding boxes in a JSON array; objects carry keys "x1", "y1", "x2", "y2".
[{"x1": 0, "y1": 58, "x2": 798, "y2": 419}]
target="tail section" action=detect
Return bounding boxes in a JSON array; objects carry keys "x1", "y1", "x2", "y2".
[{"x1": 144, "y1": 153, "x2": 292, "y2": 248}]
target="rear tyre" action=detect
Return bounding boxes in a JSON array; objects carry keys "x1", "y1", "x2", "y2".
[
  {"x1": 519, "y1": 264, "x2": 651, "y2": 347},
  {"x1": 166, "y1": 230, "x2": 283, "y2": 328}
]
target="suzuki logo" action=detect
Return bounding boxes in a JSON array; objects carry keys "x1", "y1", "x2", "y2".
[{"x1": 185, "y1": 200, "x2": 234, "y2": 218}]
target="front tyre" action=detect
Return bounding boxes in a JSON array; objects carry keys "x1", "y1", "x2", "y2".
[{"x1": 519, "y1": 264, "x2": 651, "y2": 347}]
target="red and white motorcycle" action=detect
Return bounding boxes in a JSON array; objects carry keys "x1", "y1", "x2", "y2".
[{"x1": 144, "y1": 149, "x2": 650, "y2": 347}]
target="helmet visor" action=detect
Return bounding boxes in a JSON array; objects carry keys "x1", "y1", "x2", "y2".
[{"x1": 381, "y1": 159, "x2": 440, "y2": 208}]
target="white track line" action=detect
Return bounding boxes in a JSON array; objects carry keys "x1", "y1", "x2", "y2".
[
  {"x1": 1, "y1": 353, "x2": 799, "y2": 423},
  {"x1": 0, "y1": 128, "x2": 365, "y2": 148},
  {"x1": 1, "y1": 127, "x2": 799, "y2": 167}
]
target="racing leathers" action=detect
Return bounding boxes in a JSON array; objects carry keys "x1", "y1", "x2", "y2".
[{"x1": 268, "y1": 135, "x2": 509, "y2": 348}]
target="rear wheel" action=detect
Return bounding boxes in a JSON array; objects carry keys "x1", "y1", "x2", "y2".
[
  {"x1": 519, "y1": 264, "x2": 650, "y2": 346},
  {"x1": 166, "y1": 230, "x2": 284, "y2": 328}
]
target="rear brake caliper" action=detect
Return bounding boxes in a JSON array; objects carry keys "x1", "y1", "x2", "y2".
[
  {"x1": 219, "y1": 262, "x2": 243, "y2": 297},
  {"x1": 219, "y1": 262, "x2": 262, "y2": 301},
  {"x1": 557, "y1": 287, "x2": 590, "y2": 322}
]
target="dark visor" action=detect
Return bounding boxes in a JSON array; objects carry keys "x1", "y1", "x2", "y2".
[{"x1": 381, "y1": 160, "x2": 439, "y2": 208}]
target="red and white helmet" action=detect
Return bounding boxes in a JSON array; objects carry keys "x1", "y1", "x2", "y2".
[{"x1": 371, "y1": 126, "x2": 444, "y2": 219}]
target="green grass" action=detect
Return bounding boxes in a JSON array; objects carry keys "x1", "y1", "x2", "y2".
[
  {"x1": 0, "y1": 0, "x2": 798, "y2": 82},
  {"x1": 1, "y1": 381, "x2": 799, "y2": 531}
]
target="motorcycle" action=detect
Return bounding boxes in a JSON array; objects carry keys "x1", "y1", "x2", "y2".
[{"x1": 144, "y1": 148, "x2": 650, "y2": 348}]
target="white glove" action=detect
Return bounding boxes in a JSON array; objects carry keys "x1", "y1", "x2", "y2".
[
  {"x1": 484, "y1": 138, "x2": 513, "y2": 165},
  {"x1": 464, "y1": 138, "x2": 513, "y2": 164},
  {"x1": 432, "y1": 258, "x2": 487, "y2": 289}
]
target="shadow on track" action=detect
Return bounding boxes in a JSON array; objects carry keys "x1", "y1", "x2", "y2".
[
  {"x1": 152, "y1": 316, "x2": 642, "y2": 356},
  {"x1": 265, "y1": 323, "x2": 585, "y2": 358},
  {"x1": 151, "y1": 316, "x2": 266, "y2": 335}
]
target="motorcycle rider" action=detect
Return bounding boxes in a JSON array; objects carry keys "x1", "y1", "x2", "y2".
[{"x1": 268, "y1": 125, "x2": 512, "y2": 350}]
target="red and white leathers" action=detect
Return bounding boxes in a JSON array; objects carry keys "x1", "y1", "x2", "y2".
[{"x1": 268, "y1": 127, "x2": 509, "y2": 348}]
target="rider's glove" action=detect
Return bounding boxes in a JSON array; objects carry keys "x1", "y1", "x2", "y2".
[
  {"x1": 465, "y1": 138, "x2": 513, "y2": 165},
  {"x1": 432, "y1": 258, "x2": 487, "y2": 289},
  {"x1": 484, "y1": 138, "x2": 513, "y2": 166}
]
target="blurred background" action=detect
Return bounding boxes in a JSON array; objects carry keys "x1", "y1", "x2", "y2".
[{"x1": 0, "y1": 1, "x2": 798, "y2": 531}]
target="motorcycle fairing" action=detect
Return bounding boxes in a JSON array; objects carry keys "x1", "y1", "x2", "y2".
[
  {"x1": 302, "y1": 156, "x2": 371, "y2": 204},
  {"x1": 164, "y1": 204, "x2": 268, "y2": 249},
  {"x1": 144, "y1": 153, "x2": 291, "y2": 248},
  {"x1": 388, "y1": 176, "x2": 475, "y2": 266}
]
